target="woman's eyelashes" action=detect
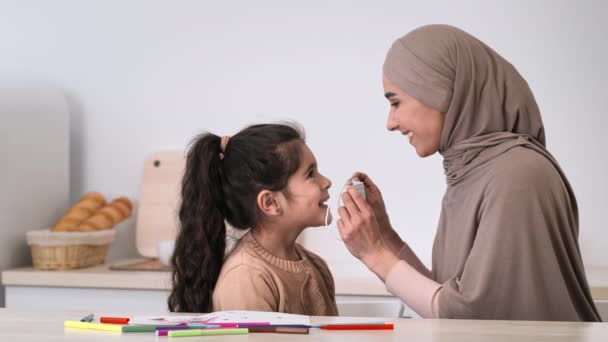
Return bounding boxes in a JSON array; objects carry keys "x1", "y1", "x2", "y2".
[{"x1": 390, "y1": 101, "x2": 400, "y2": 109}]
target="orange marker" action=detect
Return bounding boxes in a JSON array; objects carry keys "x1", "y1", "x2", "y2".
[{"x1": 100, "y1": 317, "x2": 130, "y2": 324}]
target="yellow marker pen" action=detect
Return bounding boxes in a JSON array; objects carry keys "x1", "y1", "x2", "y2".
[{"x1": 64, "y1": 320, "x2": 122, "y2": 332}]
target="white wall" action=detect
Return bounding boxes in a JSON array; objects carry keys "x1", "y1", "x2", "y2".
[
  {"x1": 0, "y1": 89, "x2": 70, "y2": 307},
  {"x1": 1, "y1": 1, "x2": 607, "y2": 275}
]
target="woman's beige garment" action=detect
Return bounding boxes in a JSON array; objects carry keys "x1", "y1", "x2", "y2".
[
  {"x1": 383, "y1": 24, "x2": 601, "y2": 321},
  {"x1": 212, "y1": 232, "x2": 338, "y2": 316}
]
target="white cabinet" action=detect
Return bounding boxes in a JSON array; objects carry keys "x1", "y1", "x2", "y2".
[
  {"x1": 595, "y1": 300, "x2": 607, "y2": 321},
  {"x1": 5, "y1": 286, "x2": 411, "y2": 317},
  {"x1": 1, "y1": 264, "x2": 413, "y2": 317},
  {"x1": 3, "y1": 264, "x2": 607, "y2": 320},
  {"x1": 0, "y1": 88, "x2": 70, "y2": 307}
]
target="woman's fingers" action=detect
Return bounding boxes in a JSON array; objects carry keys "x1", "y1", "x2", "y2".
[
  {"x1": 341, "y1": 190, "x2": 361, "y2": 215},
  {"x1": 337, "y1": 218, "x2": 353, "y2": 240},
  {"x1": 347, "y1": 186, "x2": 369, "y2": 212},
  {"x1": 340, "y1": 189, "x2": 378, "y2": 235},
  {"x1": 337, "y1": 205, "x2": 352, "y2": 223},
  {"x1": 337, "y1": 172, "x2": 395, "y2": 268},
  {"x1": 351, "y1": 171, "x2": 389, "y2": 222},
  {"x1": 337, "y1": 213, "x2": 354, "y2": 243},
  {"x1": 353, "y1": 171, "x2": 379, "y2": 192}
]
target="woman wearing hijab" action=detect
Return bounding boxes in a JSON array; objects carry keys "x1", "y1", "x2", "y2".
[{"x1": 337, "y1": 24, "x2": 601, "y2": 321}]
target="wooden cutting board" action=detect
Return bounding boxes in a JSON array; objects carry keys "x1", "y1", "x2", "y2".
[
  {"x1": 109, "y1": 258, "x2": 171, "y2": 272},
  {"x1": 135, "y1": 151, "x2": 185, "y2": 258}
]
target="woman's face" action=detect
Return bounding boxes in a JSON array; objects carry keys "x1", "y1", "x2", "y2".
[{"x1": 383, "y1": 77, "x2": 444, "y2": 157}]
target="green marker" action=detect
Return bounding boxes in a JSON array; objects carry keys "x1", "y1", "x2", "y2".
[
  {"x1": 121, "y1": 325, "x2": 158, "y2": 332},
  {"x1": 168, "y1": 328, "x2": 249, "y2": 337}
]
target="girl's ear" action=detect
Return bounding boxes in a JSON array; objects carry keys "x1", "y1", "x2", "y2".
[{"x1": 257, "y1": 190, "x2": 283, "y2": 216}]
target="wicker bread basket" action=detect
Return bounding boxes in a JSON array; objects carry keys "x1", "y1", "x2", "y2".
[{"x1": 26, "y1": 229, "x2": 115, "y2": 270}]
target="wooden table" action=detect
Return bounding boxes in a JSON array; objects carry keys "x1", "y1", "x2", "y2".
[{"x1": 1, "y1": 308, "x2": 607, "y2": 341}]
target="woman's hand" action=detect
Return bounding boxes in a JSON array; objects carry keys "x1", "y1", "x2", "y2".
[
  {"x1": 337, "y1": 186, "x2": 399, "y2": 281},
  {"x1": 351, "y1": 172, "x2": 405, "y2": 254}
]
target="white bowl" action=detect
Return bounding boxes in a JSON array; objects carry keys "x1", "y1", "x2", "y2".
[{"x1": 157, "y1": 240, "x2": 175, "y2": 266}]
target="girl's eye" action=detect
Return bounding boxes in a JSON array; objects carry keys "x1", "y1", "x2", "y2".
[
  {"x1": 391, "y1": 101, "x2": 400, "y2": 109},
  {"x1": 308, "y1": 169, "x2": 315, "y2": 178}
]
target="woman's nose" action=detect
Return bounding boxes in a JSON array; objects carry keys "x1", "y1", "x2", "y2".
[{"x1": 386, "y1": 111, "x2": 398, "y2": 131}]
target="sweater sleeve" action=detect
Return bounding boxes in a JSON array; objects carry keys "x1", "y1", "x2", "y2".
[
  {"x1": 212, "y1": 265, "x2": 279, "y2": 312},
  {"x1": 385, "y1": 260, "x2": 443, "y2": 318},
  {"x1": 397, "y1": 243, "x2": 432, "y2": 278}
]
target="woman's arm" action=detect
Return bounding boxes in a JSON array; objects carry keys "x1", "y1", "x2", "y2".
[
  {"x1": 385, "y1": 260, "x2": 442, "y2": 318},
  {"x1": 337, "y1": 187, "x2": 441, "y2": 318},
  {"x1": 347, "y1": 223, "x2": 441, "y2": 318},
  {"x1": 395, "y1": 240, "x2": 432, "y2": 279}
]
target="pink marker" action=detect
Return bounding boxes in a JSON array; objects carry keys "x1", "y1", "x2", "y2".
[{"x1": 188, "y1": 322, "x2": 270, "y2": 328}]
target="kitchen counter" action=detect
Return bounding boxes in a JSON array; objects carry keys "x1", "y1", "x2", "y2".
[
  {"x1": 1, "y1": 259, "x2": 392, "y2": 295},
  {"x1": 4, "y1": 261, "x2": 607, "y2": 298},
  {"x1": 3, "y1": 262, "x2": 607, "y2": 319}
]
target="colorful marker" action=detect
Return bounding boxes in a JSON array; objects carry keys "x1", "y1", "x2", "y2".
[
  {"x1": 319, "y1": 323, "x2": 394, "y2": 330},
  {"x1": 100, "y1": 317, "x2": 130, "y2": 324},
  {"x1": 66, "y1": 321, "x2": 184, "y2": 333},
  {"x1": 248, "y1": 327, "x2": 309, "y2": 334},
  {"x1": 168, "y1": 328, "x2": 249, "y2": 337},
  {"x1": 79, "y1": 313, "x2": 94, "y2": 322},
  {"x1": 64, "y1": 321, "x2": 122, "y2": 332}
]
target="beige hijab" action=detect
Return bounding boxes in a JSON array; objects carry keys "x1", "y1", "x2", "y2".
[
  {"x1": 383, "y1": 25, "x2": 600, "y2": 321},
  {"x1": 383, "y1": 24, "x2": 547, "y2": 184}
]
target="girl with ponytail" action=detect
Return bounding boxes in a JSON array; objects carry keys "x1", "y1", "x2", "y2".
[{"x1": 168, "y1": 123, "x2": 338, "y2": 316}]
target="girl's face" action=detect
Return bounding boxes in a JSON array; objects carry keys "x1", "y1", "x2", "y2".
[
  {"x1": 383, "y1": 77, "x2": 444, "y2": 157},
  {"x1": 276, "y1": 143, "x2": 332, "y2": 229}
]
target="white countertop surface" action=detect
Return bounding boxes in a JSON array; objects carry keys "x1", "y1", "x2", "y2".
[
  {"x1": 1, "y1": 259, "x2": 392, "y2": 296},
  {"x1": 3, "y1": 261, "x2": 608, "y2": 299}
]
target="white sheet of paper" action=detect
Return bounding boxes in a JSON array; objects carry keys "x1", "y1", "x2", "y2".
[
  {"x1": 199, "y1": 310, "x2": 311, "y2": 325},
  {"x1": 130, "y1": 310, "x2": 310, "y2": 326}
]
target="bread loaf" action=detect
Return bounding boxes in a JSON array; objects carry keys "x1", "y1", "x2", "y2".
[
  {"x1": 52, "y1": 192, "x2": 106, "y2": 232},
  {"x1": 78, "y1": 197, "x2": 133, "y2": 231}
]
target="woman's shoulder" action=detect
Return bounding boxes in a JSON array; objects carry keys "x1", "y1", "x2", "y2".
[{"x1": 487, "y1": 145, "x2": 564, "y2": 189}]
